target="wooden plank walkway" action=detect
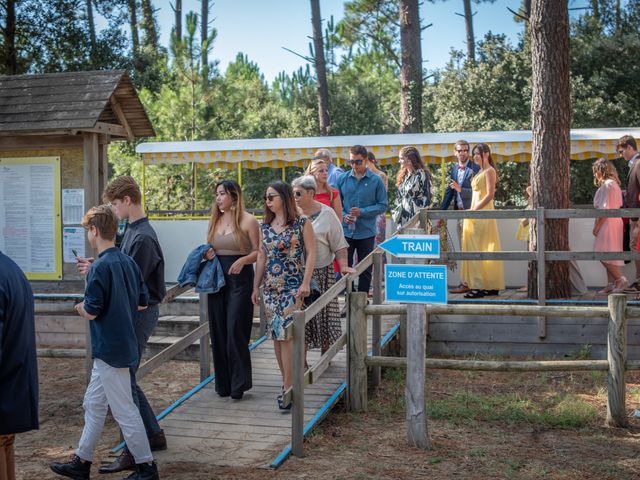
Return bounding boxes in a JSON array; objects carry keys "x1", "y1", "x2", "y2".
[{"x1": 107, "y1": 315, "x2": 399, "y2": 469}]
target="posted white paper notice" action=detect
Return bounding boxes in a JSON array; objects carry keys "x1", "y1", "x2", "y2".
[
  {"x1": 62, "y1": 189, "x2": 84, "y2": 225},
  {"x1": 63, "y1": 227, "x2": 85, "y2": 263}
]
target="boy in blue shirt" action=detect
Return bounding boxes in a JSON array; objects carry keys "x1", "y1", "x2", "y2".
[{"x1": 50, "y1": 205, "x2": 159, "y2": 480}]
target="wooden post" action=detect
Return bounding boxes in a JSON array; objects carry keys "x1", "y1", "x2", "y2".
[
  {"x1": 606, "y1": 293, "x2": 627, "y2": 428},
  {"x1": 291, "y1": 310, "x2": 306, "y2": 457},
  {"x1": 371, "y1": 251, "x2": 384, "y2": 388},
  {"x1": 83, "y1": 132, "x2": 100, "y2": 383},
  {"x1": 348, "y1": 292, "x2": 368, "y2": 411},
  {"x1": 536, "y1": 207, "x2": 547, "y2": 338},
  {"x1": 403, "y1": 230, "x2": 429, "y2": 450},
  {"x1": 198, "y1": 293, "x2": 211, "y2": 381}
]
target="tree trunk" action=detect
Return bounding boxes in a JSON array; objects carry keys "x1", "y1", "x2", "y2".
[
  {"x1": 3, "y1": 0, "x2": 17, "y2": 74},
  {"x1": 462, "y1": 0, "x2": 475, "y2": 63},
  {"x1": 399, "y1": 0, "x2": 423, "y2": 133},
  {"x1": 201, "y1": 0, "x2": 209, "y2": 81},
  {"x1": 174, "y1": 0, "x2": 182, "y2": 43},
  {"x1": 527, "y1": 0, "x2": 571, "y2": 299},
  {"x1": 140, "y1": 0, "x2": 158, "y2": 52},
  {"x1": 86, "y1": 0, "x2": 97, "y2": 67},
  {"x1": 310, "y1": 0, "x2": 330, "y2": 136},
  {"x1": 128, "y1": 0, "x2": 140, "y2": 55}
]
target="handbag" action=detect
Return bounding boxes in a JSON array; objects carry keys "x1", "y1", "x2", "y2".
[
  {"x1": 303, "y1": 277, "x2": 322, "y2": 307},
  {"x1": 300, "y1": 217, "x2": 322, "y2": 307}
]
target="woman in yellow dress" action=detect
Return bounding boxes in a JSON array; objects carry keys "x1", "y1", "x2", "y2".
[{"x1": 461, "y1": 143, "x2": 505, "y2": 298}]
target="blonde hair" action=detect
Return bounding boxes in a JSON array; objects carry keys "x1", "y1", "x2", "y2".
[
  {"x1": 206, "y1": 180, "x2": 250, "y2": 251},
  {"x1": 82, "y1": 205, "x2": 118, "y2": 240},
  {"x1": 592, "y1": 158, "x2": 621, "y2": 186},
  {"x1": 305, "y1": 158, "x2": 333, "y2": 202}
]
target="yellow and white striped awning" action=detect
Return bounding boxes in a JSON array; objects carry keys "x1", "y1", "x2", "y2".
[{"x1": 137, "y1": 128, "x2": 640, "y2": 170}]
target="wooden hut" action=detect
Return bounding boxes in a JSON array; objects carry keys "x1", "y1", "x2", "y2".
[{"x1": 0, "y1": 70, "x2": 154, "y2": 285}]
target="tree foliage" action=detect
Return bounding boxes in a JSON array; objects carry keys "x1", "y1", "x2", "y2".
[{"x1": 3, "y1": 1, "x2": 640, "y2": 210}]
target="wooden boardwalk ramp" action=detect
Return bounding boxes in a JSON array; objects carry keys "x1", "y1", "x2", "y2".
[{"x1": 111, "y1": 316, "x2": 399, "y2": 469}]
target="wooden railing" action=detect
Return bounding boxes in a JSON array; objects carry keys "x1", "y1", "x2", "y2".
[
  {"x1": 282, "y1": 206, "x2": 640, "y2": 457},
  {"x1": 37, "y1": 206, "x2": 640, "y2": 455},
  {"x1": 348, "y1": 292, "x2": 636, "y2": 448}
]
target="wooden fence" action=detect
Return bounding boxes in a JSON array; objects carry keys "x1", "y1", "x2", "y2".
[
  {"x1": 347, "y1": 292, "x2": 637, "y2": 449},
  {"x1": 283, "y1": 206, "x2": 640, "y2": 457},
  {"x1": 36, "y1": 205, "x2": 640, "y2": 456}
]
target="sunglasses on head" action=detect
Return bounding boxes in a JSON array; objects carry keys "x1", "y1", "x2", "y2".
[
  {"x1": 350, "y1": 159, "x2": 363, "y2": 166},
  {"x1": 264, "y1": 193, "x2": 280, "y2": 201}
]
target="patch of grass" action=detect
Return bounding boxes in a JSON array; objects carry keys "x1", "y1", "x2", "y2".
[
  {"x1": 426, "y1": 456, "x2": 444, "y2": 465},
  {"x1": 383, "y1": 367, "x2": 405, "y2": 388},
  {"x1": 570, "y1": 344, "x2": 593, "y2": 360},
  {"x1": 590, "y1": 370, "x2": 606, "y2": 385},
  {"x1": 505, "y1": 458, "x2": 525, "y2": 476},
  {"x1": 427, "y1": 391, "x2": 598, "y2": 427},
  {"x1": 629, "y1": 386, "x2": 640, "y2": 396},
  {"x1": 468, "y1": 447, "x2": 487, "y2": 458}
]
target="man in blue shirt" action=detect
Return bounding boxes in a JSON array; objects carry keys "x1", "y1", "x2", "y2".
[
  {"x1": 0, "y1": 251, "x2": 38, "y2": 480},
  {"x1": 336, "y1": 145, "x2": 388, "y2": 294},
  {"x1": 314, "y1": 148, "x2": 344, "y2": 188},
  {"x1": 51, "y1": 205, "x2": 159, "y2": 480}
]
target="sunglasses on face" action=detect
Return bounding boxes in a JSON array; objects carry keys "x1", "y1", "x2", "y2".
[
  {"x1": 618, "y1": 149, "x2": 625, "y2": 156},
  {"x1": 455, "y1": 149, "x2": 469, "y2": 153},
  {"x1": 264, "y1": 193, "x2": 280, "y2": 201},
  {"x1": 350, "y1": 159, "x2": 363, "y2": 166},
  {"x1": 294, "y1": 191, "x2": 304, "y2": 197}
]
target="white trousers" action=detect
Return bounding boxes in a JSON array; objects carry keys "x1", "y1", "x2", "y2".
[{"x1": 76, "y1": 359, "x2": 153, "y2": 464}]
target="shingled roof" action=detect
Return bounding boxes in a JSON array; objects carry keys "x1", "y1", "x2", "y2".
[{"x1": 0, "y1": 70, "x2": 155, "y2": 138}]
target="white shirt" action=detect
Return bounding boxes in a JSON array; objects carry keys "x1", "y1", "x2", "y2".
[{"x1": 310, "y1": 204, "x2": 349, "y2": 268}]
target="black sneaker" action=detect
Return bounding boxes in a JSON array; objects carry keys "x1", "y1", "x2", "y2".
[
  {"x1": 124, "y1": 461, "x2": 160, "y2": 480},
  {"x1": 97, "y1": 448, "x2": 135, "y2": 474},
  {"x1": 50, "y1": 454, "x2": 91, "y2": 479}
]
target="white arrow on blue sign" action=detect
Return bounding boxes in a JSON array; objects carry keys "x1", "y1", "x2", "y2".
[
  {"x1": 384, "y1": 264, "x2": 448, "y2": 304},
  {"x1": 378, "y1": 234, "x2": 440, "y2": 258}
]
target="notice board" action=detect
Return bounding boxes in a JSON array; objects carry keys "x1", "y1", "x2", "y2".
[{"x1": 0, "y1": 157, "x2": 62, "y2": 280}]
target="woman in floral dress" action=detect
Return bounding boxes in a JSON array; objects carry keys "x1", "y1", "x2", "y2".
[{"x1": 251, "y1": 181, "x2": 316, "y2": 409}]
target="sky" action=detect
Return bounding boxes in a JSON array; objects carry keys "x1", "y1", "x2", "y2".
[{"x1": 151, "y1": 0, "x2": 590, "y2": 82}]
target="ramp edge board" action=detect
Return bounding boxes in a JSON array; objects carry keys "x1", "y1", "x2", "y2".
[
  {"x1": 269, "y1": 320, "x2": 401, "y2": 469},
  {"x1": 110, "y1": 334, "x2": 268, "y2": 453}
]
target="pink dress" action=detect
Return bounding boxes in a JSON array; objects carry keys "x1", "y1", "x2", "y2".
[{"x1": 593, "y1": 179, "x2": 623, "y2": 266}]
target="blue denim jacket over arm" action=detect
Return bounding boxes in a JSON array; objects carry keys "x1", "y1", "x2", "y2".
[{"x1": 177, "y1": 244, "x2": 226, "y2": 294}]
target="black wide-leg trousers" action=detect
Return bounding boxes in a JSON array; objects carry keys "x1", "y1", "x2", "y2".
[{"x1": 207, "y1": 255, "x2": 254, "y2": 396}]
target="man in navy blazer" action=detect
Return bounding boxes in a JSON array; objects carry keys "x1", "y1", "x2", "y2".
[
  {"x1": 438, "y1": 140, "x2": 480, "y2": 294},
  {"x1": 0, "y1": 251, "x2": 39, "y2": 480}
]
